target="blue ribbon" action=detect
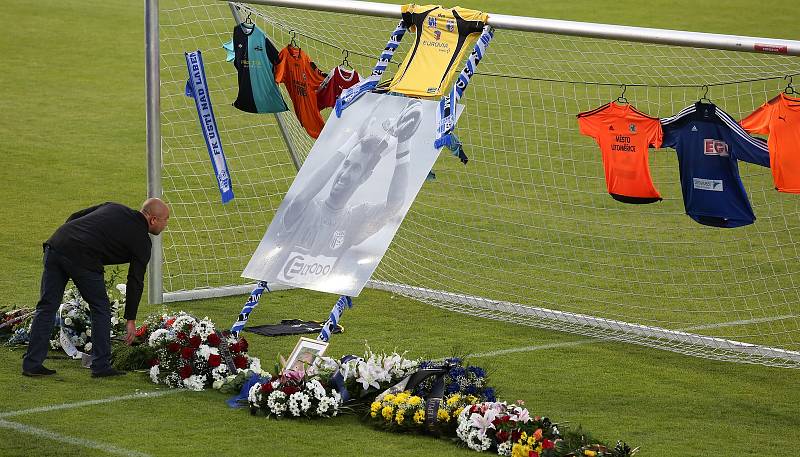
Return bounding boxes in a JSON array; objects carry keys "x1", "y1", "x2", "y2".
[
  {"x1": 185, "y1": 50, "x2": 235, "y2": 204},
  {"x1": 317, "y1": 295, "x2": 353, "y2": 342},
  {"x1": 226, "y1": 372, "x2": 271, "y2": 408},
  {"x1": 329, "y1": 354, "x2": 360, "y2": 402},
  {"x1": 230, "y1": 281, "x2": 270, "y2": 335}
]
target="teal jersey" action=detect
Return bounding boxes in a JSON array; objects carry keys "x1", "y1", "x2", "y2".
[{"x1": 229, "y1": 23, "x2": 287, "y2": 114}]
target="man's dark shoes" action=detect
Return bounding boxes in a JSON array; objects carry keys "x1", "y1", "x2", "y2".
[
  {"x1": 91, "y1": 368, "x2": 127, "y2": 378},
  {"x1": 22, "y1": 366, "x2": 57, "y2": 377}
]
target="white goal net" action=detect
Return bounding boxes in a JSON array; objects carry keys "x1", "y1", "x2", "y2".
[{"x1": 155, "y1": 0, "x2": 800, "y2": 367}]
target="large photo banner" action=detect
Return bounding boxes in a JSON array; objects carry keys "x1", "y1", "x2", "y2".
[{"x1": 242, "y1": 92, "x2": 461, "y2": 296}]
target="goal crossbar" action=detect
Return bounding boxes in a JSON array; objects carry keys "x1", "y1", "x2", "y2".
[{"x1": 225, "y1": 0, "x2": 800, "y2": 56}]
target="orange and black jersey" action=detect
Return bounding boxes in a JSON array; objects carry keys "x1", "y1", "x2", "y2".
[{"x1": 577, "y1": 102, "x2": 664, "y2": 203}]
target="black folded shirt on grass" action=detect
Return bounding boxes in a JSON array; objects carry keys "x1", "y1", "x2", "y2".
[{"x1": 244, "y1": 319, "x2": 343, "y2": 337}]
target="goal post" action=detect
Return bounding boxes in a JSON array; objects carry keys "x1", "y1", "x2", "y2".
[
  {"x1": 146, "y1": 0, "x2": 800, "y2": 367},
  {"x1": 145, "y1": 0, "x2": 162, "y2": 306}
]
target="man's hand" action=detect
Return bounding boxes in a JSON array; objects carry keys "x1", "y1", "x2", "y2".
[
  {"x1": 125, "y1": 320, "x2": 136, "y2": 346},
  {"x1": 393, "y1": 100, "x2": 423, "y2": 142}
]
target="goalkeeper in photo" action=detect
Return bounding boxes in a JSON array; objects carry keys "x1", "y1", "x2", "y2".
[{"x1": 244, "y1": 96, "x2": 425, "y2": 295}]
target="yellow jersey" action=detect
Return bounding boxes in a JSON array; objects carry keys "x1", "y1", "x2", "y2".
[{"x1": 388, "y1": 4, "x2": 488, "y2": 98}]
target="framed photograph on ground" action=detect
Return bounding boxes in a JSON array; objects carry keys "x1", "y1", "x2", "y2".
[{"x1": 284, "y1": 337, "x2": 329, "y2": 373}]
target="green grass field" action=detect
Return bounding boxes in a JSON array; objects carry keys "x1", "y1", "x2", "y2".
[
  {"x1": 151, "y1": 0, "x2": 800, "y2": 355},
  {"x1": 2, "y1": 1, "x2": 800, "y2": 456}
]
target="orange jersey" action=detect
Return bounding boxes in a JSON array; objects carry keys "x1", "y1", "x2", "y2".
[
  {"x1": 274, "y1": 46, "x2": 327, "y2": 138},
  {"x1": 577, "y1": 102, "x2": 664, "y2": 203},
  {"x1": 740, "y1": 93, "x2": 800, "y2": 193}
]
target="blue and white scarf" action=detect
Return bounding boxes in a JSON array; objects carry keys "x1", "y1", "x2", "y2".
[
  {"x1": 230, "y1": 281, "x2": 270, "y2": 335},
  {"x1": 185, "y1": 50, "x2": 235, "y2": 204},
  {"x1": 434, "y1": 25, "x2": 495, "y2": 156},
  {"x1": 318, "y1": 295, "x2": 353, "y2": 342}
]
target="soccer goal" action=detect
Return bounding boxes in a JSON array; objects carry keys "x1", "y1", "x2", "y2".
[{"x1": 147, "y1": 0, "x2": 800, "y2": 367}]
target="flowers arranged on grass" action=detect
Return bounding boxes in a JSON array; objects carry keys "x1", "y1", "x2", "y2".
[
  {"x1": 2, "y1": 284, "x2": 637, "y2": 455},
  {"x1": 213, "y1": 366, "x2": 264, "y2": 393},
  {"x1": 5, "y1": 270, "x2": 128, "y2": 352},
  {"x1": 145, "y1": 312, "x2": 262, "y2": 391},
  {"x1": 414, "y1": 357, "x2": 496, "y2": 401},
  {"x1": 365, "y1": 357, "x2": 496, "y2": 435},
  {"x1": 455, "y1": 401, "x2": 556, "y2": 455},
  {"x1": 1, "y1": 307, "x2": 34, "y2": 345},
  {"x1": 55, "y1": 276, "x2": 128, "y2": 353},
  {"x1": 361, "y1": 357, "x2": 636, "y2": 456},
  {"x1": 309, "y1": 347, "x2": 420, "y2": 399},
  {"x1": 51, "y1": 289, "x2": 99, "y2": 353},
  {"x1": 370, "y1": 391, "x2": 481, "y2": 432},
  {"x1": 457, "y1": 401, "x2": 638, "y2": 456},
  {"x1": 236, "y1": 347, "x2": 419, "y2": 419},
  {"x1": 248, "y1": 368, "x2": 342, "y2": 418},
  {"x1": 1, "y1": 307, "x2": 32, "y2": 331},
  {"x1": 55, "y1": 294, "x2": 91, "y2": 352},
  {"x1": 9, "y1": 292, "x2": 637, "y2": 456}
]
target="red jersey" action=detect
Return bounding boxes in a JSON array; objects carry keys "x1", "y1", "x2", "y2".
[
  {"x1": 274, "y1": 46, "x2": 327, "y2": 138},
  {"x1": 316, "y1": 66, "x2": 361, "y2": 109},
  {"x1": 577, "y1": 102, "x2": 664, "y2": 203},
  {"x1": 740, "y1": 92, "x2": 800, "y2": 193}
]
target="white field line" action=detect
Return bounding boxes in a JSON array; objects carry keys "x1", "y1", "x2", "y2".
[
  {"x1": 0, "y1": 419, "x2": 153, "y2": 457},
  {"x1": 0, "y1": 389, "x2": 181, "y2": 419},
  {"x1": 683, "y1": 314, "x2": 799, "y2": 331},
  {"x1": 468, "y1": 339, "x2": 597, "y2": 358},
  {"x1": 468, "y1": 314, "x2": 800, "y2": 359}
]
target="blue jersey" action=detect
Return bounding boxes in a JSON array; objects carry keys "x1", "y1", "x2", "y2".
[{"x1": 660, "y1": 102, "x2": 769, "y2": 228}]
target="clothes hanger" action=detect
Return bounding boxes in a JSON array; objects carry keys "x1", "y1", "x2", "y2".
[
  {"x1": 238, "y1": 10, "x2": 253, "y2": 30},
  {"x1": 340, "y1": 49, "x2": 353, "y2": 70},
  {"x1": 784, "y1": 75, "x2": 797, "y2": 95},
  {"x1": 616, "y1": 85, "x2": 628, "y2": 104},
  {"x1": 238, "y1": 9, "x2": 253, "y2": 27},
  {"x1": 289, "y1": 30, "x2": 299, "y2": 49},
  {"x1": 239, "y1": 10, "x2": 255, "y2": 34},
  {"x1": 699, "y1": 85, "x2": 712, "y2": 103}
]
